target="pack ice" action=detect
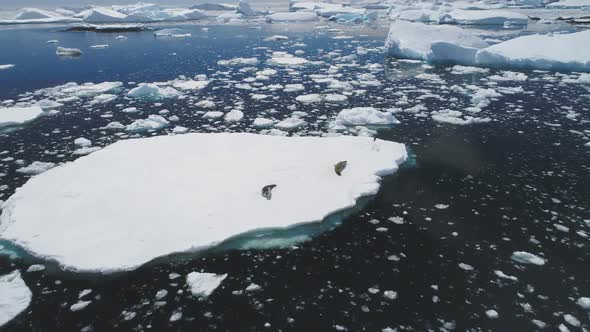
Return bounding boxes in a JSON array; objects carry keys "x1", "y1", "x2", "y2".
[{"x1": 0, "y1": 133, "x2": 407, "y2": 272}]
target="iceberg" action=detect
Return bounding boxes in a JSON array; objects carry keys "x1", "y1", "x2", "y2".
[
  {"x1": 125, "y1": 115, "x2": 169, "y2": 132},
  {"x1": 186, "y1": 272, "x2": 227, "y2": 297},
  {"x1": 64, "y1": 24, "x2": 147, "y2": 32},
  {"x1": 475, "y1": 30, "x2": 590, "y2": 72},
  {"x1": 0, "y1": 271, "x2": 31, "y2": 327},
  {"x1": 385, "y1": 21, "x2": 488, "y2": 65},
  {"x1": 127, "y1": 83, "x2": 182, "y2": 99},
  {"x1": 0, "y1": 64, "x2": 15, "y2": 71},
  {"x1": 2, "y1": 7, "x2": 82, "y2": 24},
  {"x1": 439, "y1": 9, "x2": 529, "y2": 26},
  {"x1": 0, "y1": 133, "x2": 407, "y2": 272},
  {"x1": 265, "y1": 12, "x2": 319, "y2": 22},
  {"x1": 0, "y1": 105, "x2": 43, "y2": 128},
  {"x1": 334, "y1": 107, "x2": 400, "y2": 126},
  {"x1": 56, "y1": 47, "x2": 83, "y2": 57}
]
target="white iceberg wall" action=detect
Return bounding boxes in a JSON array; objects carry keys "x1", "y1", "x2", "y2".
[{"x1": 0, "y1": 133, "x2": 407, "y2": 272}]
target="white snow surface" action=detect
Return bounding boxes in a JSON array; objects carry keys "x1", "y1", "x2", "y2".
[
  {"x1": 475, "y1": 30, "x2": 590, "y2": 72},
  {"x1": 334, "y1": 107, "x2": 400, "y2": 126},
  {"x1": 186, "y1": 272, "x2": 227, "y2": 297},
  {"x1": 0, "y1": 133, "x2": 407, "y2": 272},
  {"x1": 385, "y1": 21, "x2": 489, "y2": 65},
  {"x1": 0, "y1": 271, "x2": 31, "y2": 327},
  {"x1": 0, "y1": 105, "x2": 43, "y2": 128}
]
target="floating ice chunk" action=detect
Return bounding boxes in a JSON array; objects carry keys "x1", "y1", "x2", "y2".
[
  {"x1": 385, "y1": 21, "x2": 488, "y2": 65},
  {"x1": 268, "y1": 52, "x2": 308, "y2": 66},
  {"x1": 224, "y1": 109, "x2": 244, "y2": 122},
  {"x1": 0, "y1": 64, "x2": 15, "y2": 71},
  {"x1": 475, "y1": 30, "x2": 590, "y2": 72},
  {"x1": 577, "y1": 297, "x2": 590, "y2": 310},
  {"x1": 266, "y1": 12, "x2": 318, "y2": 22},
  {"x1": 0, "y1": 105, "x2": 43, "y2": 128},
  {"x1": 264, "y1": 35, "x2": 289, "y2": 42},
  {"x1": 511, "y1": 251, "x2": 545, "y2": 265},
  {"x1": 485, "y1": 310, "x2": 499, "y2": 319},
  {"x1": 458, "y1": 263, "x2": 474, "y2": 271},
  {"x1": 275, "y1": 116, "x2": 306, "y2": 130},
  {"x1": 0, "y1": 271, "x2": 31, "y2": 327},
  {"x1": 56, "y1": 47, "x2": 82, "y2": 56},
  {"x1": 383, "y1": 290, "x2": 398, "y2": 300},
  {"x1": 89, "y1": 93, "x2": 117, "y2": 105},
  {"x1": 128, "y1": 83, "x2": 181, "y2": 100},
  {"x1": 203, "y1": 111, "x2": 224, "y2": 119},
  {"x1": 217, "y1": 57, "x2": 258, "y2": 66},
  {"x1": 296, "y1": 94, "x2": 322, "y2": 104},
  {"x1": 90, "y1": 44, "x2": 109, "y2": 49},
  {"x1": 216, "y1": 12, "x2": 244, "y2": 23},
  {"x1": 0, "y1": 134, "x2": 406, "y2": 271},
  {"x1": 253, "y1": 117, "x2": 275, "y2": 128},
  {"x1": 172, "y1": 126, "x2": 188, "y2": 134},
  {"x1": 391, "y1": 9, "x2": 441, "y2": 23},
  {"x1": 494, "y1": 270, "x2": 517, "y2": 281},
  {"x1": 284, "y1": 84, "x2": 305, "y2": 92},
  {"x1": 449, "y1": 65, "x2": 489, "y2": 75},
  {"x1": 154, "y1": 28, "x2": 184, "y2": 37},
  {"x1": 439, "y1": 9, "x2": 528, "y2": 26},
  {"x1": 334, "y1": 107, "x2": 400, "y2": 126},
  {"x1": 170, "y1": 79, "x2": 209, "y2": 91},
  {"x1": 563, "y1": 314, "x2": 580, "y2": 327},
  {"x1": 74, "y1": 138, "x2": 92, "y2": 147},
  {"x1": 125, "y1": 115, "x2": 169, "y2": 132},
  {"x1": 245, "y1": 283, "x2": 261, "y2": 291},
  {"x1": 26, "y1": 264, "x2": 45, "y2": 272},
  {"x1": 315, "y1": 6, "x2": 365, "y2": 18},
  {"x1": 16, "y1": 161, "x2": 56, "y2": 176},
  {"x1": 186, "y1": 272, "x2": 227, "y2": 297},
  {"x1": 115, "y1": 35, "x2": 127, "y2": 40},
  {"x1": 70, "y1": 300, "x2": 91, "y2": 311},
  {"x1": 432, "y1": 111, "x2": 491, "y2": 125}
]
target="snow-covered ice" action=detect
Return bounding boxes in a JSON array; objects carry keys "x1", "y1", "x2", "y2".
[
  {"x1": 0, "y1": 64, "x2": 14, "y2": 71},
  {"x1": 16, "y1": 161, "x2": 56, "y2": 176},
  {"x1": 0, "y1": 133, "x2": 406, "y2": 271},
  {"x1": 0, "y1": 271, "x2": 31, "y2": 327},
  {"x1": 0, "y1": 105, "x2": 43, "y2": 128},
  {"x1": 333, "y1": 107, "x2": 400, "y2": 127},
  {"x1": 56, "y1": 47, "x2": 82, "y2": 57},
  {"x1": 186, "y1": 272, "x2": 227, "y2": 297},
  {"x1": 127, "y1": 83, "x2": 181, "y2": 100},
  {"x1": 511, "y1": 251, "x2": 546, "y2": 265},
  {"x1": 439, "y1": 9, "x2": 528, "y2": 26},
  {"x1": 385, "y1": 21, "x2": 489, "y2": 65},
  {"x1": 475, "y1": 30, "x2": 590, "y2": 72}
]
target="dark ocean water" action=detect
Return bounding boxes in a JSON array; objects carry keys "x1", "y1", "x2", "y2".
[{"x1": 0, "y1": 21, "x2": 589, "y2": 332}]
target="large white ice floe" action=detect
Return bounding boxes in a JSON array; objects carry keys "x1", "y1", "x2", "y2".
[
  {"x1": 475, "y1": 30, "x2": 590, "y2": 72},
  {"x1": 186, "y1": 272, "x2": 227, "y2": 297},
  {"x1": 0, "y1": 133, "x2": 407, "y2": 272},
  {"x1": 439, "y1": 9, "x2": 528, "y2": 26},
  {"x1": 333, "y1": 107, "x2": 400, "y2": 127},
  {"x1": 385, "y1": 21, "x2": 488, "y2": 65},
  {"x1": 0, "y1": 271, "x2": 32, "y2": 327},
  {"x1": 265, "y1": 12, "x2": 319, "y2": 22},
  {"x1": 127, "y1": 83, "x2": 182, "y2": 99},
  {"x1": 0, "y1": 105, "x2": 43, "y2": 128},
  {"x1": 56, "y1": 47, "x2": 82, "y2": 57}
]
